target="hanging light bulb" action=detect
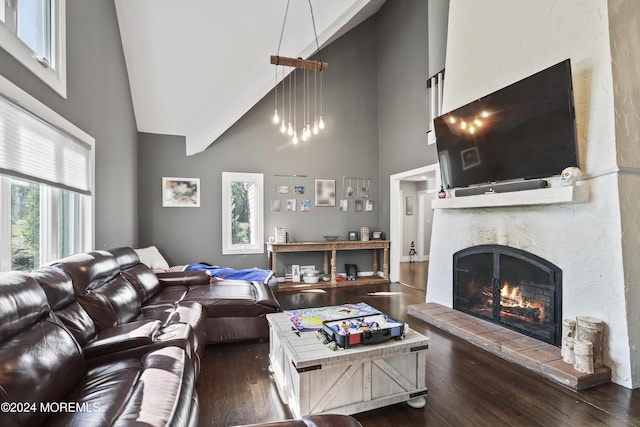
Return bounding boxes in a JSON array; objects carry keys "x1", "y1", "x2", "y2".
[
  {"x1": 272, "y1": 65, "x2": 279, "y2": 124},
  {"x1": 270, "y1": 0, "x2": 329, "y2": 145},
  {"x1": 318, "y1": 65, "x2": 325, "y2": 130}
]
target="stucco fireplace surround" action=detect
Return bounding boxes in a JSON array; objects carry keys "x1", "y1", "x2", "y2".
[{"x1": 412, "y1": 178, "x2": 632, "y2": 388}]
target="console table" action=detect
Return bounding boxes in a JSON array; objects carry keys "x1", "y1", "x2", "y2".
[{"x1": 267, "y1": 240, "x2": 390, "y2": 291}]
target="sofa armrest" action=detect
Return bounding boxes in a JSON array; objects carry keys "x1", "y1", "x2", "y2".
[
  {"x1": 157, "y1": 271, "x2": 211, "y2": 287},
  {"x1": 83, "y1": 319, "x2": 162, "y2": 358},
  {"x1": 251, "y1": 281, "x2": 282, "y2": 311}
]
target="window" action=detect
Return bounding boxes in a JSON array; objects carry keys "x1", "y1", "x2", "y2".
[
  {"x1": 10, "y1": 178, "x2": 40, "y2": 270},
  {"x1": 0, "y1": 0, "x2": 66, "y2": 97},
  {"x1": 222, "y1": 172, "x2": 263, "y2": 255},
  {"x1": 0, "y1": 75, "x2": 93, "y2": 272}
]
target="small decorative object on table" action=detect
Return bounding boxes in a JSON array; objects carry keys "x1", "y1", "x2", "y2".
[
  {"x1": 321, "y1": 313, "x2": 406, "y2": 349},
  {"x1": 345, "y1": 264, "x2": 358, "y2": 280},
  {"x1": 561, "y1": 166, "x2": 582, "y2": 186},
  {"x1": 348, "y1": 231, "x2": 359, "y2": 241},
  {"x1": 323, "y1": 235, "x2": 339, "y2": 241},
  {"x1": 360, "y1": 226, "x2": 370, "y2": 241}
]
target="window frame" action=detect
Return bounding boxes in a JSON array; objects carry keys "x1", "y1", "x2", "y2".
[
  {"x1": 221, "y1": 172, "x2": 264, "y2": 255},
  {"x1": 0, "y1": 74, "x2": 93, "y2": 271},
  {"x1": 0, "y1": 0, "x2": 67, "y2": 98}
]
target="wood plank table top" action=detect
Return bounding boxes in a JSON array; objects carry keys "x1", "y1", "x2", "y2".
[{"x1": 267, "y1": 311, "x2": 429, "y2": 370}]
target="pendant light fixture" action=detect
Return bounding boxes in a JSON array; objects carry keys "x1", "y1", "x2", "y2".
[{"x1": 271, "y1": 0, "x2": 328, "y2": 145}]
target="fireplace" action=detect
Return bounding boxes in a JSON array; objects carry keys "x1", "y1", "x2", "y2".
[{"x1": 453, "y1": 245, "x2": 562, "y2": 346}]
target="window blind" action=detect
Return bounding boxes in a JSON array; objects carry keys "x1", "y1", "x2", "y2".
[{"x1": 0, "y1": 94, "x2": 91, "y2": 194}]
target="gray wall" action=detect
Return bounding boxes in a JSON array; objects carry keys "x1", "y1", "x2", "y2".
[
  {"x1": 376, "y1": 0, "x2": 446, "y2": 237},
  {"x1": 0, "y1": 0, "x2": 139, "y2": 250},
  {"x1": 138, "y1": 18, "x2": 381, "y2": 271},
  {"x1": 139, "y1": 0, "x2": 450, "y2": 274}
]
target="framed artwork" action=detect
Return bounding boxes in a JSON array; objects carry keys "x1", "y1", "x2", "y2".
[
  {"x1": 315, "y1": 179, "x2": 336, "y2": 206},
  {"x1": 343, "y1": 177, "x2": 355, "y2": 198},
  {"x1": 162, "y1": 177, "x2": 200, "y2": 207},
  {"x1": 348, "y1": 231, "x2": 359, "y2": 241},
  {"x1": 287, "y1": 199, "x2": 297, "y2": 212},
  {"x1": 406, "y1": 196, "x2": 414, "y2": 215},
  {"x1": 360, "y1": 178, "x2": 370, "y2": 198},
  {"x1": 366, "y1": 199, "x2": 374, "y2": 212},
  {"x1": 300, "y1": 199, "x2": 311, "y2": 212},
  {"x1": 461, "y1": 146, "x2": 481, "y2": 170},
  {"x1": 339, "y1": 199, "x2": 349, "y2": 212},
  {"x1": 271, "y1": 199, "x2": 281, "y2": 211},
  {"x1": 354, "y1": 199, "x2": 363, "y2": 212}
]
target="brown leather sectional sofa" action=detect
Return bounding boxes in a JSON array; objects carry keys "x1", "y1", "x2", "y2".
[
  {"x1": 0, "y1": 247, "x2": 363, "y2": 426},
  {"x1": 0, "y1": 247, "x2": 282, "y2": 426}
]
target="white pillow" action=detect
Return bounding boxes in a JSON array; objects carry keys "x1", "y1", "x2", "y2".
[{"x1": 134, "y1": 246, "x2": 170, "y2": 270}]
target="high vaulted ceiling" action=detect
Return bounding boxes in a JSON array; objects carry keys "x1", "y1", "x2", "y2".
[{"x1": 114, "y1": 0, "x2": 385, "y2": 155}]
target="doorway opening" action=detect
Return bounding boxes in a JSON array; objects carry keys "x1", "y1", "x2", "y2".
[{"x1": 389, "y1": 164, "x2": 439, "y2": 284}]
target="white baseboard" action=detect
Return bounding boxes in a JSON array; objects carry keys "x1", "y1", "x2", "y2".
[{"x1": 401, "y1": 255, "x2": 429, "y2": 263}]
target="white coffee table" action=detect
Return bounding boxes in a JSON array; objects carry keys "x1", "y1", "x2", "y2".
[{"x1": 267, "y1": 311, "x2": 429, "y2": 417}]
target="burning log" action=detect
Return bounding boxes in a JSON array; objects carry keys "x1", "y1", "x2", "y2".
[{"x1": 501, "y1": 305, "x2": 541, "y2": 321}]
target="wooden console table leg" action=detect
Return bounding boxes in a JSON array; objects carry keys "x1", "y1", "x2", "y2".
[
  {"x1": 383, "y1": 246, "x2": 389, "y2": 279},
  {"x1": 272, "y1": 252, "x2": 278, "y2": 277},
  {"x1": 324, "y1": 251, "x2": 329, "y2": 275},
  {"x1": 331, "y1": 248, "x2": 337, "y2": 285},
  {"x1": 373, "y1": 249, "x2": 379, "y2": 276}
]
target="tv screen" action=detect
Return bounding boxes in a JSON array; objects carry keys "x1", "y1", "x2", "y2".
[{"x1": 434, "y1": 59, "x2": 578, "y2": 189}]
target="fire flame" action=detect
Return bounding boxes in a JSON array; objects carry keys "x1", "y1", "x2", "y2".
[{"x1": 501, "y1": 282, "x2": 545, "y2": 322}]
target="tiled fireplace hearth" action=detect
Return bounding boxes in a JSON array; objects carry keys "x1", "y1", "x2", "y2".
[{"x1": 408, "y1": 302, "x2": 611, "y2": 390}]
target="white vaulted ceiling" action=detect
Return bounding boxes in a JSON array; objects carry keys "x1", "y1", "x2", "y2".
[{"x1": 114, "y1": 0, "x2": 385, "y2": 155}]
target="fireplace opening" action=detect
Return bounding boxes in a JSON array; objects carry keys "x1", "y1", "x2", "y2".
[{"x1": 453, "y1": 245, "x2": 562, "y2": 346}]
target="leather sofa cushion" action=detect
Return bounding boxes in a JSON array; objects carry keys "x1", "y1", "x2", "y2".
[
  {"x1": 0, "y1": 272, "x2": 50, "y2": 341},
  {"x1": 122, "y1": 263, "x2": 163, "y2": 303},
  {"x1": 52, "y1": 251, "x2": 121, "y2": 294},
  {"x1": 77, "y1": 276, "x2": 141, "y2": 330},
  {"x1": 46, "y1": 346, "x2": 195, "y2": 427},
  {"x1": 0, "y1": 273, "x2": 85, "y2": 427},
  {"x1": 31, "y1": 266, "x2": 97, "y2": 346},
  {"x1": 183, "y1": 280, "x2": 277, "y2": 317},
  {"x1": 109, "y1": 246, "x2": 141, "y2": 270}
]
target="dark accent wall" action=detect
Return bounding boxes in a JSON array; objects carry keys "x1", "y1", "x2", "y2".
[{"x1": 0, "y1": 0, "x2": 138, "y2": 250}]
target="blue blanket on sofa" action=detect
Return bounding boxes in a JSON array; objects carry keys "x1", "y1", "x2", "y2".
[{"x1": 184, "y1": 263, "x2": 273, "y2": 284}]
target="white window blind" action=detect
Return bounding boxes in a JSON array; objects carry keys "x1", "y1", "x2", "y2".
[{"x1": 0, "y1": 94, "x2": 91, "y2": 194}]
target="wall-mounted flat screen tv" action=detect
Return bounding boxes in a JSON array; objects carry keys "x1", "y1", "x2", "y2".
[{"x1": 434, "y1": 59, "x2": 579, "y2": 189}]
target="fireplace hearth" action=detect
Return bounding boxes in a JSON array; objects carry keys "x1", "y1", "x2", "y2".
[{"x1": 453, "y1": 245, "x2": 562, "y2": 346}]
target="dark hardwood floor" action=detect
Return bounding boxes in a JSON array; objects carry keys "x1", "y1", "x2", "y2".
[{"x1": 196, "y1": 267, "x2": 640, "y2": 426}]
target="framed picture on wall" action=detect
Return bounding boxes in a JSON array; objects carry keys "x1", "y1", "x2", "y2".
[
  {"x1": 162, "y1": 177, "x2": 200, "y2": 207},
  {"x1": 406, "y1": 196, "x2": 413, "y2": 215},
  {"x1": 315, "y1": 179, "x2": 336, "y2": 206}
]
